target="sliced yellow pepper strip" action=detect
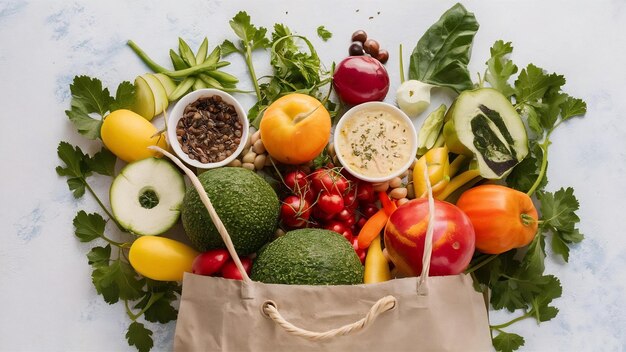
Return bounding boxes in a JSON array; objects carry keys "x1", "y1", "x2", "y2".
[
  {"x1": 413, "y1": 146, "x2": 450, "y2": 198},
  {"x1": 364, "y1": 235, "x2": 391, "y2": 284},
  {"x1": 435, "y1": 169, "x2": 482, "y2": 201}
]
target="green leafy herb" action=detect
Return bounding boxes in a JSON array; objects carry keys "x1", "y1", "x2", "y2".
[
  {"x1": 484, "y1": 40, "x2": 518, "y2": 97},
  {"x1": 126, "y1": 322, "x2": 153, "y2": 352},
  {"x1": 65, "y1": 76, "x2": 134, "y2": 139},
  {"x1": 221, "y1": 11, "x2": 271, "y2": 100},
  {"x1": 473, "y1": 38, "x2": 587, "y2": 351},
  {"x1": 408, "y1": 3, "x2": 479, "y2": 93},
  {"x1": 316, "y1": 25, "x2": 332, "y2": 41},
  {"x1": 538, "y1": 188, "x2": 584, "y2": 262},
  {"x1": 492, "y1": 331, "x2": 525, "y2": 352}
]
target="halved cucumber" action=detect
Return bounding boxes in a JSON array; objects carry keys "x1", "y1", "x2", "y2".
[{"x1": 110, "y1": 158, "x2": 185, "y2": 236}]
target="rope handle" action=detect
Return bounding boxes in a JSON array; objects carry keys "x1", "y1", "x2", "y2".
[
  {"x1": 417, "y1": 163, "x2": 436, "y2": 294},
  {"x1": 150, "y1": 146, "x2": 252, "y2": 283},
  {"x1": 262, "y1": 295, "x2": 397, "y2": 340}
]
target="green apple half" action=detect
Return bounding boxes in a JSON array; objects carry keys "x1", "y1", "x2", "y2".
[
  {"x1": 131, "y1": 74, "x2": 172, "y2": 121},
  {"x1": 110, "y1": 158, "x2": 185, "y2": 236},
  {"x1": 153, "y1": 73, "x2": 176, "y2": 98}
]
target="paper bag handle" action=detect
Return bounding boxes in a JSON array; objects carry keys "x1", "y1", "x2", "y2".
[
  {"x1": 261, "y1": 295, "x2": 397, "y2": 340},
  {"x1": 151, "y1": 146, "x2": 252, "y2": 283},
  {"x1": 417, "y1": 164, "x2": 436, "y2": 295}
]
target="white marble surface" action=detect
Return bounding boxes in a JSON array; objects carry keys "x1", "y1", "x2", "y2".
[{"x1": 1, "y1": 0, "x2": 625, "y2": 351}]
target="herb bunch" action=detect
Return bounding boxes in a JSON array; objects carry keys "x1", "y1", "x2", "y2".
[
  {"x1": 221, "y1": 11, "x2": 336, "y2": 128},
  {"x1": 57, "y1": 76, "x2": 180, "y2": 352},
  {"x1": 467, "y1": 40, "x2": 587, "y2": 352}
]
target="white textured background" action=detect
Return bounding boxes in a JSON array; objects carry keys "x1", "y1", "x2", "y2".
[{"x1": 0, "y1": 0, "x2": 624, "y2": 351}]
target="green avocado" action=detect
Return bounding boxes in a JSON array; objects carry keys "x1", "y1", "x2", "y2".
[
  {"x1": 251, "y1": 229, "x2": 364, "y2": 285},
  {"x1": 181, "y1": 167, "x2": 280, "y2": 255}
]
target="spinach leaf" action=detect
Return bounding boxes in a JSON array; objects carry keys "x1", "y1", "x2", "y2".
[{"x1": 408, "y1": 3, "x2": 479, "y2": 93}]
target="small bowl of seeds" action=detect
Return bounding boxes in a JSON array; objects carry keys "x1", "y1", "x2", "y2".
[{"x1": 167, "y1": 89, "x2": 249, "y2": 169}]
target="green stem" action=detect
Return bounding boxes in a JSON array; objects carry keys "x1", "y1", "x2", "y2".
[
  {"x1": 490, "y1": 311, "x2": 533, "y2": 330},
  {"x1": 101, "y1": 233, "x2": 128, "y2": 248},
  {"x1": 127, "y1": 40, "x2": 170, "y2": 73},
  {"x1": 125, "y1": 292, "x2": 165, "y2": 321},
  {"x1": 526, "y1": 137, "x2": 550, "y2": 197},
  {"x1": 161, "y1": 61, "x2": 229, "y2": 79},
  {"x1": 84, "y1": 182, "x2": 125, "y2": 232},
  {"x1": 399, "y1": 44, "x2": 405, "y2": 84},
  {"x1": 244, "y1": 44, "x2": 262, "y2": 101},
  {"x1": 465, "y1": 254, "x2": 498, "y2": 275}
]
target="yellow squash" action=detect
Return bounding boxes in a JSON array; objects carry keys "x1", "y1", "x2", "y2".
[
  {"x1": 101, "y1": 109, "x2": 168, "y2": 163},
  {"x1": 129, "y1": 236, "x2": 199, "y2": 281}
]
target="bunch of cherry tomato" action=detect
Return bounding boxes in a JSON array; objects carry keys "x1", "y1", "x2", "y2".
[
  {"x1": 191, "y1": 249, "x2": 253, "y2": 280},
  {"x1": 279, "y1": 167, "x2": 381, "y2": 263}
]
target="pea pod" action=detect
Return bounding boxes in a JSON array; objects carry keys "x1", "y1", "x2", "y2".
[
  {"x1": 178, "y1": 37, "x2": 197, "y2": 66},
  {"x1": 195, "y1": 37, "x2": 209, "y2": 64},
  {"x1": 169, "y1": 49, "x2": 188, "y2": 70},
  {"x1": 205, "y1": 70, "x2": 239, "y2": 85}
]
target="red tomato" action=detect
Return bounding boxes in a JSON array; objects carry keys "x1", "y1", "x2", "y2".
[
  {"x1": 191, "y1": 249, "x2": 231, "y2": 276},
  {"x1": 384, "y1": 199, "x2": 475, "y2": 276},
  {"x1": 312, "y1": 205, "x2": 335, "y2": 222},
  {"x1": 333, "y1": 56, "x2": 390, "y2": 105},
  {"x1": 343, "y1": 188, "x2": 358, "y2": 209},
  {"x1": 335, "y1": 208, "x2": 356, "y2": 227},
  {"x1": 284, "y1": 170, "x2": 309, "y2": 194},
  {"x1": 317, "y1": 191, "x2": 344, "y2": 216},
  {"x1": 356, "y1": 182, "x2": 376, "y2": 203},
  {"x1": 311, "y1": 168, "x2": 348, "y2": 195},
  {"x1": 221, "y1": 257, "x2": 252, "y2": 280},
  {"x1": 350, "y1": 236, "x2": 367, "y2": 264},
  {"x1": 360, "y1": 203, "x2": 379, "y2": 219},
  {"x1": 280, "y1": 195, "x2": 311, "y2": 228},
  {"x1": 324, "y1": 221, "x2": 354, "y2": 241},
  {"x1": 356, "y1": 216, "x2": 368, "y2": 229}
]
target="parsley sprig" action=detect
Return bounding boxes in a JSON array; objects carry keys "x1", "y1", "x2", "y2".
[
  {"x1": 222, "y1": 12, "x2": 336, "y2": 127},
  {"x1": 469, "y1": 40, "x2": 587, "y2": 351},
  {"x1": 65, "y1": 76, "x2": 135, "y2": 140}
]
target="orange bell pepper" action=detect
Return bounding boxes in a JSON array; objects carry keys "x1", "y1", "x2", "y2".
[{"x1": 456, "y1": 184, "x2": 538, "y2": 254}]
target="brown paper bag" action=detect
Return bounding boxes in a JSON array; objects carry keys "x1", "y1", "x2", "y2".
[{"x1": 155, "y1": 147, "x2": 492, "y2": 352}]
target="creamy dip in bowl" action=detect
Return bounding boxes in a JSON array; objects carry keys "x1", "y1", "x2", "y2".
[{"x1": 334, "y1": 102, "x2": 417, "y2": 183}]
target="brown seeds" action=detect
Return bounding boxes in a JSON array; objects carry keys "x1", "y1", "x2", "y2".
[{"x1": 176, "y1": 96, "x2": 242, "y2": 164}]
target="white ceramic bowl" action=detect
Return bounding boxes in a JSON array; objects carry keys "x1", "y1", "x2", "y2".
[
  {"x1": 334, "y1": 102, "x2": 418, "y2": 183},
  {"x1": 167, "y1": 89, "x2": 249, "y2": 169}
]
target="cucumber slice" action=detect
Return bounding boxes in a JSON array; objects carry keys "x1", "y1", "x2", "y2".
[
  {"x1": 443, "y1": 88, "x2": 529, "y2": 179},
  {"x1": 153, "y1": 73, "x2": 177, "y2": 99},
  {"x1": 131, "y1": 76, "x2": 156, "y2": 121},
  {"x1": 142, "y1": 73, "x2": 169, "y2": 116},
  {"x1": 110, "y1": 158, "x2": 185, "y2": 236}
]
